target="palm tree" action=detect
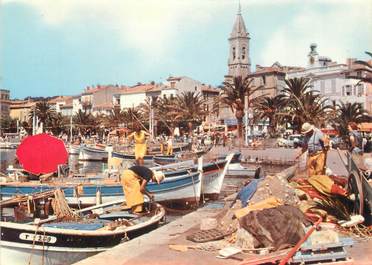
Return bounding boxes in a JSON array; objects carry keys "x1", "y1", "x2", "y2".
[
  {"x1": 156, "y1": 96, "x2": 179, "y2": 135},
  {"x1": 105, "y1": 108, "x2": 126, "y2": 128},
  {"x1": 280, "y1": 77, "x2": 330, "y2": 131},
  {"x1": 220, "y1": 76, "x2": 263, "y2": 140},
  {"x1": 0, "y1": 116, "x2": 17, "y2": 134},
  {"x1": 122, "y1": 107, "x2": 143, "y2": 130},
  {"x1": 172, "y1": 92, "x2": 206, "y2": 135},
  {"x1": 73, "y1": 109, "x2": 96, "y2": 135},
  {"x1": 49, "y1": 113, "x2": 67, "y2": 136},
  {"x1": 253, "y1": 95, "x2": 286, "y2": 137},
  {"x1": 29, "y1": 100, "x2": 56, "y2": 129},
  {"x1": 352, "y1": 51, "x2": 372, "y2": 83},
  {"x1": 333, "y1": 102, "x2": 371, "y2": 138}
]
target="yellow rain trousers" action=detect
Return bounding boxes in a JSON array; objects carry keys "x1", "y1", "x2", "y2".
[
  {"x1": 121, "y1": 169, "x2": 143, "y2": 213},
  {"x1": 307, "y1": 151, "x2": 326, "y2": 176}
]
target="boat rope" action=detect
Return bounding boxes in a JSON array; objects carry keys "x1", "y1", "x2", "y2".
[
  {"x1": 41, "y1": 227, "x2": 46, "y2": 265},
  {"x1": 27, "y1": 225, "x2": 40, "y2": 265}
]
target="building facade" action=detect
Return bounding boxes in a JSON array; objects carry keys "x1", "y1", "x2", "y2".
[
  {"x1": 287, "y1": 44, "x2": 372, "y2": 114},
  {"x1": 0, "y1": 89, "x2": 10, "y2": 119},
  {"x1": 9, "y1": 100, "x2": 36, "y2": 123}
]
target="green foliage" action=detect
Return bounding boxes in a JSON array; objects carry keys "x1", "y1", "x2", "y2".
[
  {"x1": 220, "y1": 76, "x2": 263, "y2": 139},
  {"x1": 332, "y1": 102, "x2": 371, "y2": 138},
  {"x1": 0, "y1": 116, "x2": 17, "y2": 133},
  {"x1": 280, "y1": 77, "x2": 331, "y2": 131}
]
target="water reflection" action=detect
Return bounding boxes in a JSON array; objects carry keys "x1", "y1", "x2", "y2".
[{"x1": 1, "y1": 150, "x2": 108, "y2": 175}]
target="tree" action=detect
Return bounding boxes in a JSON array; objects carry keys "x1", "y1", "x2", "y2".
[
  {"x1": 0, "y1": 116, "x2": 17, "y2": 134},
  {"x1": 352, "y1": 51, "x2": 372, "y2": 83},
  {"x1": 122, "y1": 107, "x2": 143, "y2": 130},
  {"x1": 28, "y1": 100, "x2": 56, "y2": 129},
  {"x1": 105, "y1": 108, "x2": 126, "y2": 128},
  {"x1": 220, "y1": 76, "x2": 263, "y2": 141},
  {"x1": 172, "y1": 92, "x2": 206, "y2": 135},
  {"x1": 253, "y1": 95, "x2": 286, "y2": 137},
  {"x1": 49, "y1": 113, "x2": 67, "y2": 136},
  {"x1": 280, "y1": 77, "x2": 330, "y2": 131},
  {"x1": 333, "y1": 102, "x2": 371, "y2": 138},
  {"x1": 73, "y1": 109, "x2": 96, "y2": 135},
  {"x1": 155, "y1": 96, "x2": 179, "y2": 135}
]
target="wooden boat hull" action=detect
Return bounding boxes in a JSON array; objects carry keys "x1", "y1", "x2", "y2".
[
  {"x1": 201, "y1": 154, "x2": 233, "y2": 199},
  {"x1": 78, "y1": 146, "x2": 108, "y2": 161},
  {"x1": 0, "y1": 171, "x2": 202, "y2": 207},
  {"x1": 111, "y1": 152, "x2": 175, "y2": 167},
  {"x1": 0, "y1": 142, "x2": 19, "y2": 149},
  {"x1": 226, "y1": 163, "x2": 263, "y2": 178},
  {"x1": 153, "y1": 154, "x2": 234, "y2": 200},
  {"x1": 68, "y1": 144, "x2": 81, "y2": 155},
  {"x1": 0, "y1": 203, "x2": 165, "y2": 265}
]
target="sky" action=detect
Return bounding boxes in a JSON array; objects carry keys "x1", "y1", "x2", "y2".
[{"x1": 1, "y1": 0, "x2": 371, "y2": 99}]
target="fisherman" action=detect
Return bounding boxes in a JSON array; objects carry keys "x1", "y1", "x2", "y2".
[
  {"x1": 128, "y1": 123, "x2": 150, "y2": 165},
  {"x1": 348, "y1": 122, "x2": 363, "y2": 155},
  {"x1": 121, "y1": 165, "x2": 165, "y2": 213},
  {"x1": 297, "y1": 122, "x2": 329, "y2": 176},
  {"x1": 166, "y1": 135, "x2": 173, "y2": 155}
]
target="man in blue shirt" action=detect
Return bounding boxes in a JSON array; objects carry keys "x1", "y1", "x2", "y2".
[
  {"x1": 298, "y1": 123, "x2": 329, "y2": 176},
  {"x1": 348, "y1": 122, "x2": 363, "y2": 155}
]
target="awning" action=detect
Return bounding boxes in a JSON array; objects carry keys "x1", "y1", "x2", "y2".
[{"x1": 359, "y1": 122, "x2": 372, "y2": 132}]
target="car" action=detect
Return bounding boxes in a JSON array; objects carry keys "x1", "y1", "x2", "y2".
[
  {"x1": 287, "y1": 134, "x2": 304, "y2": 148},
  {"x1": 277, "y1": 137, "x2": 287, "y2": 147}
]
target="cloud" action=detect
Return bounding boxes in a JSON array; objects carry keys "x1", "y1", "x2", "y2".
[
  {"x1": 3, "y1": 0, "x2": 224, "y2": 60},
  {"x1": 3, "y1": 0, "x2": 370, "y2": 67},
  {"x1": 259, "y1": 1, "x2": 372, "y2": 66}
]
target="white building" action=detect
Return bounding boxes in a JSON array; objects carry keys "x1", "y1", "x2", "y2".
[{"x1": 287, "y1": 44, "x2": 370, "y2": 111}]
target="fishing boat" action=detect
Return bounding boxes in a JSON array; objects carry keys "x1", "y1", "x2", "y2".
[
  {"x1": 0, "y1": 165, "x2": 203, "y2": 207},
  {"x1": 111, "y1": 151, "x2": 176, "y2": 167},
  {"x1": 152, "y1": 153, "x2": 234, "y2": 200},
  {"x1": 153, "y1": 145, "x2": 212, "y2": 166},
  {"x1": 0, "y1": 141, "x2": 19, "y2": 149},
  {"x1": 200, "y1": 153, "x2": 234, "y2": 199},
  {"x1": 78, "y1": 145, "x2": 109, "y2": 161},
  {"x1": 68, "y1": 144, "x2": 81, "y2": 155},
  {"x1": 0, "y1": 190, "x2": 165, "y2": 265},
  {"x1": 226, "y1": 163, "x2": 263, "y2": 178}
]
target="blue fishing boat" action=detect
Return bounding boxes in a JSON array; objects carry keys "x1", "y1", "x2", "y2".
[{"x1": 0, "y1": 169, "x2": 202, "y2": 207}]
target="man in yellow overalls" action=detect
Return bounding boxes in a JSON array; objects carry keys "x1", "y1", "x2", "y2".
[
  {"x1": 121, "y1": 165, "x2": 165, "y2": 213},
  {"x1": 128, "y1": 124, "x2": 150, "y2": 165},
  {"x1": 298, "y1": 122, "x2": 329, "y2": 176}
]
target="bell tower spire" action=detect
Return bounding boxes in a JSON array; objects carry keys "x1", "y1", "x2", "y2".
[{"x1": 225, "y1": 2, "x2": 251, "y2": 81}]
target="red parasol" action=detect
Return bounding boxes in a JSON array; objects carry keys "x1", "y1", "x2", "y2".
[{"x1": 16, "y1": 133, "x2": 68, "y2": 175}]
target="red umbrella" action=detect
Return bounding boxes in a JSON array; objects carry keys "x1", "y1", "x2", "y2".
[{"x1": 16, "y1": 133, "x2": 68, "y2": 175}]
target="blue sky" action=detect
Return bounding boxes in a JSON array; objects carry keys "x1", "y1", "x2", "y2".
[{"x1": 1, "y1": 0, "x2": 371, "y2": 99}]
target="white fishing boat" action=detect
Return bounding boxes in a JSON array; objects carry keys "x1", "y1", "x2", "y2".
[
  {"x1": 68, "y1": 144, "x2": 81, "y2": 155},
  {"x1": 78, "y1": 145, "x2": 108, "y2": 161},
  {"x1": 0, "y1": 191, "x2": 165, "y2": 265}
]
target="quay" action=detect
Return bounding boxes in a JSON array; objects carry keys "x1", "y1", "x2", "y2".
[
  {"x1": 74, "y1": 204, "x2": 234, "y2": 265},
  {"x1": 74, "y1": 146, "x2": 371, "y2": 265}
]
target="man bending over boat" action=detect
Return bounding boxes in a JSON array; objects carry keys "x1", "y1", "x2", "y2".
[{"x1": 121, "y1": 165, "x2": 165, "y2": 213}]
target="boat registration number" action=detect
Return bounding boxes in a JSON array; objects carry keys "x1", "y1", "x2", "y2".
[{"x1": 19, "y1": 233, "x2": 57, "y2": 244}]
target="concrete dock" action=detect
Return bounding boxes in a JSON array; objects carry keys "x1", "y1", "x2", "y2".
[{"x1": 74, "y1": 205, "x2": 241, "y2": 265}]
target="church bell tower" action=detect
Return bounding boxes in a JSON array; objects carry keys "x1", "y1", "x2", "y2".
[{"x1": 225, "y1": 3, "x2": 251, "y2": 82}]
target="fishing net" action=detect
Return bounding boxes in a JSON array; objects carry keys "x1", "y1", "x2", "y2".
[{"x1": 51, "y1": 189, "x2": 79, "y2": 221}]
